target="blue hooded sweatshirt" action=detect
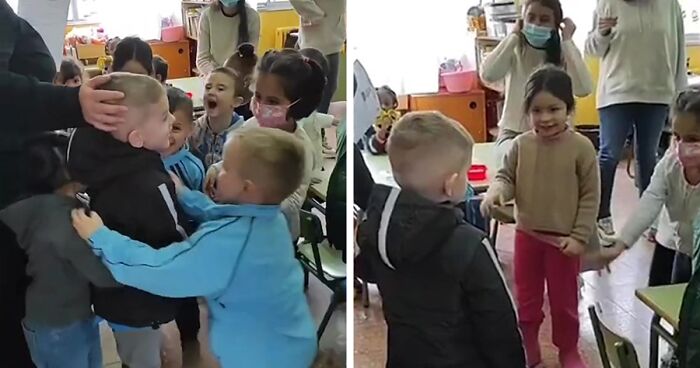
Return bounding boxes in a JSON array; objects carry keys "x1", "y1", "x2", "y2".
[{"x1": 87, "y1": 188, "x2": 317, "y2": 367}]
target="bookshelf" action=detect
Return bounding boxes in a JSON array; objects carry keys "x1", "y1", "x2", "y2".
[{"x1": 182, "y1": 0, "x2": 209, "y2": 40}]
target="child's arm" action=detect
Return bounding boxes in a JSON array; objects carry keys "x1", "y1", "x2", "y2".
[
  {"x1": 82, "y1": 219, "x2": 248, "y2": 298},
  {"x1": 562, "y1": 40, "x2": 594, "y2": 97},
  {"x1": 461, "y1": 238, "x2": 526, "y2": 367},
  {"x1": 479, "y1": 33, "x2": 519, "y2": 84},
  {"x1": 570, "y1": 141, "x2": 600, "y2": 244},
  {"x1": 491, "y1": 140, "x2": 518, "y2": 201},
  {"x1": 367, "y1": 132, "x2": 387, "y2": 155},
  {"x1": 289, "y1": 0, "x2": 325, "y2": 25},
  {"x1": 195, "y1": 11, "x2": 217, "y2": 75},
  {"x1": 177, "y1": 187, "x2": 217, "y2": 224},
  {"x1": 60, "y1": 228, "x2": 120, "y2": 288},
  {"x1": 618, "y1": 155, "x2": 670, "y2": 247}
]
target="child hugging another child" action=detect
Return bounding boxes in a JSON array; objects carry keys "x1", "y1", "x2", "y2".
[
  {"x1": 189, "y1": 66, "x2": 246, "y2": 168},
  {"x1": 0, "y1": 132, "x2": 119, "y2": 368},
  {"x1": 356, "y1": 111, "x2": 525, "y2": 368},
  {"x1": 72, "y1": 127, "x2": 317, "y2": 368},
  {"x1": 164, "y1": 86, "x2": 205, "y2": 192},
  {"x1": 67, "y1": 73, "x2": 187, "y2": 368},
  {"x1": 224, "y1": 42, "x2": 258, "y2": 120},
  {"x1": 480, "y1": 66, "x2": 599, "y2": 368}
]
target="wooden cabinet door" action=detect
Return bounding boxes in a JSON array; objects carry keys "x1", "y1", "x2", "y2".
[
  {"x1": 150, "y1": 41, "x2": 191, "y2": 79},
  {"x1": 410, "y1": 92, "x2": 487, "y2": 142}
]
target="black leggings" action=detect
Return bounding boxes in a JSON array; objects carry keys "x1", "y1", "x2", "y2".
[{"x1": 648, "y1": 242, "x2": 692, "y2": 287}]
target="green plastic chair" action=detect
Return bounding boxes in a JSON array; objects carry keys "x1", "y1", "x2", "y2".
[
  {"x1": 588, "y1": 305, "x2": 641, "y2": 368},
  {"x1": 296, "y1": 209, "x2": 346, "y2": 340}
]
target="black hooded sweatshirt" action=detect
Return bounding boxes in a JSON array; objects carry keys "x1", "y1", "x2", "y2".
[
  {"x1": 357, "y1": 184, "x2": 525, "y2": 368},
  {"x1": 67, "y1": 127, "x2": 188, "y2": 327}
]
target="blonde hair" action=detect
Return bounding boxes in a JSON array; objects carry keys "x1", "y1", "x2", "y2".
[
  {"x1": 388, "y1": 111, "x2": 474, "y2": 192},
  {"x1": 226, "y1": 127, "x2": 306, "y2": 203},
  {"x1": 98, "y1": 72, "x2": 165, "y2": 108}
]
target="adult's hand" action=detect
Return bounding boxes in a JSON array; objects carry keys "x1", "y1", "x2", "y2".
[
  {"x1": 561, "y1": 18, "x2": 576, "y2": 41},
  {"x1": 598, "y1": 17, "x2": 617, "y2": 37},
  {"x1": 79, "y1": 75, "x2": 128, "y2": 132}
]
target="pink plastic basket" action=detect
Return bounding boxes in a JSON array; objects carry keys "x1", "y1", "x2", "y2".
[
  {"x1": 161, "y1": 26, "x2": 185, "y2": 42},
  {"x1": 442, "y1": 70, "x2": 478, "y2": 93}
]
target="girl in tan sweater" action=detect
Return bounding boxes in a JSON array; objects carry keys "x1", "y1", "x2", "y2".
[{"x1": 481, "y1": 66, "x2": 599, "y2": 368}]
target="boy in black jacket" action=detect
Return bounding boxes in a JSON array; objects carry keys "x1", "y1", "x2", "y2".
[
  {"x1": 67, "y1": 73, "x2": 187, "y2": 368},
  {"x1": 356, "y1": 111, "x2": 525, "y2": 368}
]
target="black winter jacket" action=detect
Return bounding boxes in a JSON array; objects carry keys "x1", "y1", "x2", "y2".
[{"x1": 357, "y1": 184, "x2": 525, "y2": 368}]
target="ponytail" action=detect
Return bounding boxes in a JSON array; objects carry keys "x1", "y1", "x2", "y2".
[
  {"x1": 237, "y1": 0, "x2": 249, "y2": 45},
  {"x1": 258, "y1": 49, "x2": 327, "y2": 121}
]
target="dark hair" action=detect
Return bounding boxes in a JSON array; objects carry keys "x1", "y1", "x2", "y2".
[
  {"x1": 212, "y1": 0, "x2": 250, "y2": 45},
  {"x1": 523, "y1": 0, "x2": 563, "y2": 66},
  {"x1": 223, "y1": 43, "x2": 258, "y2": 102},
  {"x1": 523, "y1": 65, "x2": 575, "y2": 113},
  {"x1": 673, "y1": 86, "x2": 700, "y2": 123},
  {"x1": 376, "y1": 85, "x2": 398, "y2": 107},
  {"x1": 112, "y1": 37, "x2": 154, "y2": 75},
  {"x1": 24, "y1": 132, "x2": 71, "y2": 194},
  {"x1": 166, "y1": 86, "x2": 194, "y2": 119},
  {"x1": 299, "y1": 48, "x2": 329, "y2": 76},
  {"x1": 258, "y1": 49, "x2": 326, "y2": 121},
  {"x1": 152, "y1": 55, "x2": 169, "y2": 83},
  {"x1": 55, "y1": 57, "x2": 83, "y2": 83}
]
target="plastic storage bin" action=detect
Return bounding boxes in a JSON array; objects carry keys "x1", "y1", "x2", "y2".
[
  {"x1": 468, "y1": 164, "x2": 487, "y2": 181},
  {"x1": 161, "y1": 26, "x2": 185, "y2": 42},
  {"x1": 442, "y1": 70, "x2": 478, "y2": 93}
]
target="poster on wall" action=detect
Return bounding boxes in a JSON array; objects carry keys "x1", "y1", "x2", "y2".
[
  {"x1": 353, "y1": 60, "x2": 381, "y2": 143},
  {"x1": 18, "y1": 0, "x2": 70, "y2": 68}
]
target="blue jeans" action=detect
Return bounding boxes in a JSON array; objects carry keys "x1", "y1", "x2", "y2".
[
  {"x1": 598, "y1": 103, "x2": 669, "y2": 219},
  {"x1": 22, "y1": 317, "x2": 102, "y2": 368}
]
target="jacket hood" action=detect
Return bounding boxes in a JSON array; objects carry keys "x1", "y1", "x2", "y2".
[
  {"x1": 67, "y1": 127, "x2": 164, "y2": 188},
  {"x1": 364, "y1": 184, "x2": 461, "y2": 270}
]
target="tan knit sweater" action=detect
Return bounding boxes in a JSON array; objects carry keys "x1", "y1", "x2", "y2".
[{"x1": 489, "y1": 129, "x2": 600, "y2": 245}]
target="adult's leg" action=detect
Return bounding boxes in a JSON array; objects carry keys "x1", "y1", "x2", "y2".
[
  {"x1": 114, "y1": 328, "x2": 163, "y2": 368},
  {"x1": 671, "y1": 252, "x2": 692, "y2": 284},
  {"x1": 317, "y1": 52, "x2": 340, "y2": 114},
  {"x1": 598, "y1": 104, "x2": 635, "y2": 220},
  {"x1": 648, "y1": 243, "x2": 675, "y2": 287},
  {"x1": 514, "y1": 230, "x2": 546, "y2": 367},
  {"x1": 632, "y1": 103, "x2": 668, "y2": 195},
  {"x1": 544, "y1": 245, "x2": 583, "y2": 367}
]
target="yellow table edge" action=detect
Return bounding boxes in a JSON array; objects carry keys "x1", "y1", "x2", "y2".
[{"x1": 635, "y1": 283, "x2": 687, "y2": 330}]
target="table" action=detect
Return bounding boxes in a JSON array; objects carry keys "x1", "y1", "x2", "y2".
[
  {"x1": 308, "y1": 156, "x2": 336, "y2": 202},
  {"x1": 635, "y1": 283, "x2": 686, "y2": 368},
  {"x1": 689, "y1": 74, "x2": 700, "y2": 87},
  {"x1": 361, "y1": 142, "x2": 497, "y2": 192},
  {"x1": 168, "y1": 76, "x2": 204, "y2": 110}
]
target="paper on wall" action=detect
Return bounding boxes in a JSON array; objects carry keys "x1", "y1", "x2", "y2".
[
  {"x1": 18, "y1": 0, "x2": 70, "y2": 68},
  {"x1": 353, "y1": 59, "x2": 380, "y2": 143}
]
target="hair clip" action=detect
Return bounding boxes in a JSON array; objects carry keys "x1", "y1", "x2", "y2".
[{"x1": 302, "y1": 56, "x2": 310, "y2": 64}]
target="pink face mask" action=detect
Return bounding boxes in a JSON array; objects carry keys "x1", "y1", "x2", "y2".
[
  {"x1": 251, "y1": 98, "x2": 298, "y2": 130},
  {"x1": 676, "y1": 141, "x2": 700, "y2": 168}
]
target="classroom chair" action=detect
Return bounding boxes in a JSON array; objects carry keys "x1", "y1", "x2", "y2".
[
  {"x1": 353, "y1": 204, "x2": 371, "y2": 309},
  {"x1": 588, "y1": 305, "x2": 641, "y2": 368},
  {"x1": 296, "y1": 210, "x2": 346, "y2": 340}
]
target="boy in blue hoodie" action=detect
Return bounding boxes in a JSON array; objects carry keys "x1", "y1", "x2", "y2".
[{"x1": 72, "y1": 127, "x2": 317, "y2": 368}]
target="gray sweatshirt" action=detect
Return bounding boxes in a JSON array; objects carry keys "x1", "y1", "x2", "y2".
[{"x1": 0, "y1": 194, "x2": 119, "y2": 327}]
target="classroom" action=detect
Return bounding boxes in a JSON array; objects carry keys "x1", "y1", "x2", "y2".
[
  {"x1": 1, "y1": 0, "x2": 346, "y2": 367},
  {"x1": 353, "y1": 0, "x2": 700, "y2": 367}
]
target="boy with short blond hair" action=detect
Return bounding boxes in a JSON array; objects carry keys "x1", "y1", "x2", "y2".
[
  {"x1": 356, "y1": 111, "x2": 525, "y2": 368},
  {"x1": 72, "y1": 127, "x2": 317, "y2": 368},
  {"x1": 67, "y1": 72, "x2": 187, "y2": 368}
]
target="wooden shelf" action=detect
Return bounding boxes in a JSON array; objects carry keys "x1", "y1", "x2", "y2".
[{"x1": 475, "y1": 36, "x2": 504, "y2": 45}]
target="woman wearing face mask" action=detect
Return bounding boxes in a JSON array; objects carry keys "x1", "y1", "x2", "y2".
[
  {"x1": 585, "y1": 0, "x2": 686, "y2": 249},
  {"x1": 480, "y1": 0, "x2": 593, "y2": 167},
  {"x1": 196, "y1": 0, "x2": 261, "y2": 75}
]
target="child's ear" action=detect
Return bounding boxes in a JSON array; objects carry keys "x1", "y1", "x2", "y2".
[
  {"x1": 443, "y1": 172, "x2": 459, "y2": 199},
  {"x1": 232, "y1": 96, "x2": 244, "y2": 108},
  {"x1": 126, "y1": 130, "x2": 145, "y2": 149}
]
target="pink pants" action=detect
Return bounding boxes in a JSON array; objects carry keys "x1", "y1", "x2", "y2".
[{"x1": 514, "y1": 230, "x2": 583, "y2": 367}]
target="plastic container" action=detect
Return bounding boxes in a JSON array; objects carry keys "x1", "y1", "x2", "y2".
[
  {"x1": 442, "y1": 70, "x2": 478, "y2": 93},
  {"x1": 161, "y1": 26, "x2": 185, "y2": 42},
  {"x1": 468, "y1": 164, "x2": 487, "y2": 181}
]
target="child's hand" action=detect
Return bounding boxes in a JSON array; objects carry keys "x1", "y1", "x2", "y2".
[
  {"x1": 168, "y1": 172, "x2": 185, "y2": 194},
  {"x1": 203, "y1": 162, "x2": 221, "y2": 199},
  {"x1": 480, "y1": 191, "x2": 504, "y2": 217},
  {"x1": 71, "y1": 209, "x2": 105, "y2": 240},
  {"x1": 560, "y1": 237, "x2": 585, "y2": 256}
]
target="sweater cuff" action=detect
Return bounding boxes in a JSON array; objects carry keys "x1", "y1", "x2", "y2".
[{"x1": 88, "y1": 226, "x2": 113, "y2": 252}]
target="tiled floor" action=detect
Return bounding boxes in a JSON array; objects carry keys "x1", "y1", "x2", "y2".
[{"x1": 354, "y1": 166, "x2": 668, "y2": 368}]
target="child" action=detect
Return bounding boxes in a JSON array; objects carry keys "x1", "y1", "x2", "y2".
[
  {"x1": 153, "y1": 55, "x2": 169, "y2": 84},
  {"x1": 110, "y1": 36, "x2": 154, "y2": 76},
  {"x1": 54, "y1": 57, "x2": 84, "y2": 87},
  {"x1": 356, "y1": 111, "x2": 525, "y2": 367},
  {"x1": 298, "y1": 47, "x2": 339, "y2": 180},
  {"x1": 224, "y1": 42, "x2": 258, "y2": 120},
  {"x1": 67, "y1": 73, "x2": 186, "y2": 368},
  {"x1": 480, "y1": 0, "x2": 592, "y2": 170},
  {"x1": 163, "y1": 86, "x2": 205, "y2": 191},
  {"x1": 607, "y1": 87, "x2": 700, "y2": 284},
  {"x1": 480, "y1": 66, "x2": 598, "y2": 368},
  {"x1": 366, "y1": 85, "x2": 401, "y2": 155},
  {"x1": 244, "y1": 48, "x2": 323, "y2": 240},
  {"x1": 189, "y1": 67, "x2": 245, "y2": 168},
  {"x1": 0, "y1": 132, "x2": 118, "y2": 368},
  {"x1": 72, "y1": 127, "x2": 317, "y2": 368}
]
